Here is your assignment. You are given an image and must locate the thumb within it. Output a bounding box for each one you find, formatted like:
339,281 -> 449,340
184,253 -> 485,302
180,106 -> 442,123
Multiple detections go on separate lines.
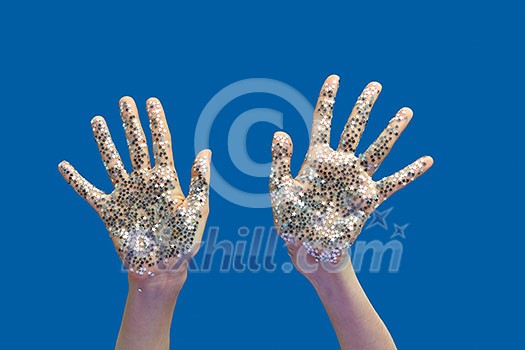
186,149 -> 211,211
270,131 -> 293,189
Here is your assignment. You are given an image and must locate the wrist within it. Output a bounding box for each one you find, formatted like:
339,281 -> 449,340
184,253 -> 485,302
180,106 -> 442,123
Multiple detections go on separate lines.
127,268 -> 188,298
117,271 -> 183,350
289,242 -> 356,286
306,258 -> 356,289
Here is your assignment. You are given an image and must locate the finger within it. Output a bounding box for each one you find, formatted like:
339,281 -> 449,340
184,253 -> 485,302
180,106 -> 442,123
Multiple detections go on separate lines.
91,116 -> 128,186
186,149 -> 212,211
359,107 -> 413,176
58,161 -> 106,210
146,97 -> 175,168
338,82 -> 382,153
270,131 -> 293,191
309,75 -> 340,147
119,96 -> 151,171
376,156 -> 434,201
181,149 -> 212,250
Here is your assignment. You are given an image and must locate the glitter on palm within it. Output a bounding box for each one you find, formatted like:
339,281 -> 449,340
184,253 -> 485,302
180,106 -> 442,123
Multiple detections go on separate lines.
269,75 -> 433,263
59,97 -> 211,276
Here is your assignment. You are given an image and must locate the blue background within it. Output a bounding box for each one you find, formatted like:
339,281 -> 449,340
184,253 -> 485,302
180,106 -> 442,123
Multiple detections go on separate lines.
1,1 -> 523,349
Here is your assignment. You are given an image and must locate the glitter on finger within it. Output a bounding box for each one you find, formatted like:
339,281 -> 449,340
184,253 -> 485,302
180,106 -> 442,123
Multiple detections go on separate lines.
59,97 -> 211,276
270,77 -> 433,263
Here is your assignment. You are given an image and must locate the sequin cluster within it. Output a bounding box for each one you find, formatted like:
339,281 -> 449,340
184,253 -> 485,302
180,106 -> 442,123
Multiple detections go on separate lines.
59,97 -> 210,276
270,76 -> 432,263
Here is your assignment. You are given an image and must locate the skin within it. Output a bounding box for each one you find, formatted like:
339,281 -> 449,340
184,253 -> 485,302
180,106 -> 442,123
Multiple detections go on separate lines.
288,246 -> 398,349
58,75 -> 432,349
59,96 -> 210,350
116,274 -> 186,350
270,75 -> 434,349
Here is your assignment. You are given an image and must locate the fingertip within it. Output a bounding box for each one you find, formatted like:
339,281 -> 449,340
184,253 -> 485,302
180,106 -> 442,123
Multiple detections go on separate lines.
119,96 -> 136,109
401,107 -> 414,119
146,97 -> 161,107
58,161 -> 74,182
390,107 -> 413,123
119,96 -> 137,115
58,160 -> 68,172
272,132 -> 293,159
368,81 -> 383,92
119,95 -> 133,103
273,131 -> 293,148
91,115 -> 106,126
193,149 -> 212,177
423,155 -> 434,168
274,131 -> 291,141
199,148 -> 212,161
327,74 -> 340,83
275,131 -> 293,143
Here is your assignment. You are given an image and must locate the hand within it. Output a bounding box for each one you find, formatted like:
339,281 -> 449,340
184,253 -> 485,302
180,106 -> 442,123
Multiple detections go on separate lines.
59,97 -> 211,281
270,75 -> 433,264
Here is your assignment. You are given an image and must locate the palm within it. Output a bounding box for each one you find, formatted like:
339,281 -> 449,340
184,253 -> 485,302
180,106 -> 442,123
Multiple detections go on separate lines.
59,97 -> 210,276
101,168 -> 194,275
270,75 -> 432,262
297,145 -> 379,212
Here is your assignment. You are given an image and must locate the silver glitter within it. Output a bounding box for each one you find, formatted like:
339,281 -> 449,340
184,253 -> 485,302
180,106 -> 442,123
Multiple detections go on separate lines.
270,75 -> 433,263
59,97 -> 211,276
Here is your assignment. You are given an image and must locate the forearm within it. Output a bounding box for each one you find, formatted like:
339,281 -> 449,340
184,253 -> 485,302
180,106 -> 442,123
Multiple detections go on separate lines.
308,262 -> 397,350
115,275 -> 185,350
